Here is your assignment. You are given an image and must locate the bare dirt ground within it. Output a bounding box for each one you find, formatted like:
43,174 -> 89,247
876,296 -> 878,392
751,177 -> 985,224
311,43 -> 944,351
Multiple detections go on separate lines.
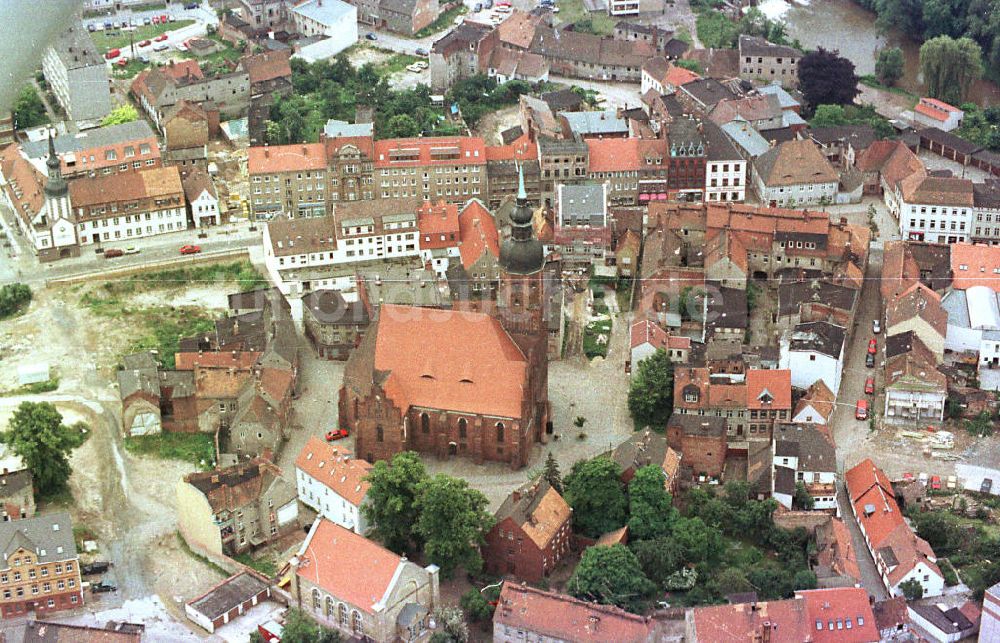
474,105 -> 522,145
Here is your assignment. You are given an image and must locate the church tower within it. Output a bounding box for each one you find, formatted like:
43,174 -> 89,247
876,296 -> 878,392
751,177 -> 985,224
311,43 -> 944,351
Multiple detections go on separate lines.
498,165 -> 546,336
43,131 -> 70,224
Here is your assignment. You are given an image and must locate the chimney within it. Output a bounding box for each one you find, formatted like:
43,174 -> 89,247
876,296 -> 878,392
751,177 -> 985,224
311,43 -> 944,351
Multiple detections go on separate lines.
211,474 -> 220,484
588,615 -> 600,632
511,489 -> 521,504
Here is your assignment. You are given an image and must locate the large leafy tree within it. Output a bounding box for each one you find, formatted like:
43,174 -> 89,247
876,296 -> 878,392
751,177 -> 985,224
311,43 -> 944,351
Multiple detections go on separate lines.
361,451 -> 428,553
671,516 -> 723,565
630,537 -> 686,587
627,348 -> 674,430
627,465 -> 676,541
920,35 -> 983,104
875,47 -> 905,86
563,457 -> 627,538
12,85 -> 48,129
414,475 -> 494,578
567,545 -> 656,613
798,48 -> 860,109
100,104 -> 138,127
2,402 -> 81,496
0,284 -> 31,319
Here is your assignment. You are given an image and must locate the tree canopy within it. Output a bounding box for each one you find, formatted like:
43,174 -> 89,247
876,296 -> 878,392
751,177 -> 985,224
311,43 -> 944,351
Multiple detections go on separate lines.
12,85 -> 48,130
808,103 -> 896,139
627,465 -> 677,541
0,284 -> 31,320
543,452 -> 563,494
920,35 -> 984,104
958,104 -> 1000,152
798,48 -> 860,110
2,402 -> 85,497
567,545 -> 656,613
563,457 -> 627,538
362,451 -> 428,553
413,475 -> 494,578
627,348 -> 675,430
101,104 -> 139,127
875,47 -> 905,86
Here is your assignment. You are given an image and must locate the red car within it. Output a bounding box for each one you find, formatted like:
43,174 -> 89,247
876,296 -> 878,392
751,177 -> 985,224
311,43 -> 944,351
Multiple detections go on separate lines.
138,39 -> 152,47
864,376 -> 875,395
868,338 -> 877,355
931,475 -> 942,490
855,399 -> 869,420
179,244 -> 201,255
155,34 -> 168,41
325,428 -> 349,442
105,48 -> 121,59
903,472 -> 915,482
116,58 -> 129,67
152,15 -> 160,24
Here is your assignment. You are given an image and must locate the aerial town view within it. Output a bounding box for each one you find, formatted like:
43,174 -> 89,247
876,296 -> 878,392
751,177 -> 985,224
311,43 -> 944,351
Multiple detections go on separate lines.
5,0 -> 1000,641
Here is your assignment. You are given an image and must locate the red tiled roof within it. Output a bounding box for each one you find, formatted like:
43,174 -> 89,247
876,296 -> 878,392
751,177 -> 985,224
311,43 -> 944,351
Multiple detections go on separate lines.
664,64 -> 701,88
0,144 -> 45,229
417,200 -> 460,248
294,436 -> 371,506
845,458 -> 894,504
587,137 -> 667,173
951,242 -> 1000,291
457,200 -> 499,269
915,97 -> 961,122
175,351 -> 260,371
241,50 -> 291,85
296,519 -> 401,614
793,380 -> 836,422
373,137 -> 487,168
324,135 -> 375,161
374,305 -> 527,418
485,134 -> 537,162
494,583 -> 651,642
68,166 -> 183,208
746,369 -> 792,410
248,143 -> 326,174
798,587 -> 879,642
692,598 -> 812,642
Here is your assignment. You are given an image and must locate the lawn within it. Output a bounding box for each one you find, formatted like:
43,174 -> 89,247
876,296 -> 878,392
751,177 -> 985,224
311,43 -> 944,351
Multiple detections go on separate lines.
583,317 -> 613,359
696,10 -> 738,49
183,35 -> 243,71
233,552 -> 279,577
556,0 -> 617,35
415,4 -> 468,38
91,20 -> 195,53
124,432 -> 216,469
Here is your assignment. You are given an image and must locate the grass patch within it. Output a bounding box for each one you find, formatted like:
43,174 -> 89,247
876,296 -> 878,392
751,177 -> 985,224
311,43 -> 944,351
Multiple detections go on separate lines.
363,47 -> 422,76
4,377 -> 61,396
73,525 -> 98,551
127,310 -> 217,369
37,485 -> 74,507
583,317 -> 613,359
177,532 -> 230,577
185,35 -> 244,71
233,552 -> 279,577
696,11 -> 738,49
617,278 -> 633,312
91,20 -> 196,53
123,432 -> 216,469
414,4 -> 468,38
940,558 -> 960,586
556,0 -> 618,35
676,25 -> 692,45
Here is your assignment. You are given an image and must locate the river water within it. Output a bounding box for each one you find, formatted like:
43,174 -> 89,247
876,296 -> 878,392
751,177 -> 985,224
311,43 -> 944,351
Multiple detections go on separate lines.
757,0 -> 1000,105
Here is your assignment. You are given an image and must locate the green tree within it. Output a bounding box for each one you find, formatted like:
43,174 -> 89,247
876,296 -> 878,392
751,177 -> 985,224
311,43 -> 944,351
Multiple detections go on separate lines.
675,59 -> 703,74
12,85 -> 48,129
100,103 -> 139,126
383,114 -> 420,138
563,457 -> 627,538
414,475 -> 494,578
460,588 -> 496,623
362,451 -> 428,553
630,537 -> 686,587
793,482 -> 815,510
567,545 -> 656,613
875,47 -> 905,86
671,516 -> 722,564
712,567 -> 755,596
810,104 -> 847,128
627,465 -> 676,541
794,569 -> 818,590
430,605 -> 469,642
2,402 -> 83,496
543,452 -> 563,494
278,608 -> 342,642
899,578 -> 924,601
798,48 -> 861,109
627,348 -> 675,430
0,284 -> 32,319
746,562 -> 797,599
920,35 -> 984,104
965,410 -> 994,437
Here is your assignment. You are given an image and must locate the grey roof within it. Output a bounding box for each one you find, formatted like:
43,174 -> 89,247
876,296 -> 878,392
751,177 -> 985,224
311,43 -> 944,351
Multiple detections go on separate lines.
559,110 -> 628,136
541,88 -> 583,112
558,184 -> 605,225
21,121 -> 156,161
885,330 -> 921,360
323,119 -> 374,139
118,352 -> 161,399
0,512 -> 77,564
291,0 -> 355,24
788,321 -> 846,359
50,24 -> 102,69
721,119 -> 771,157
774,423 -> 836,473
809,125 -> 876,150
908,603 -> 974,635
941,289 -> 970,329
680,78 -> 735,110
974,179 -> 1000,210
703,121 -> 742,162
706,285 -> 748,331
500,125 -> 525,145
397,602 -> 429,628
757,83 -> 800,110
778,280 -> 857,317
609,430 -> 672,473
918,127 -> 981,155
774,465 -> 796,496
774,440 -> 799,458
738,35 -> 801,59
0,470 -> 33,498
538,135 -> 588,156
302,288 -> 370,326
666,413 -> 727,437
187,571 -> 270,620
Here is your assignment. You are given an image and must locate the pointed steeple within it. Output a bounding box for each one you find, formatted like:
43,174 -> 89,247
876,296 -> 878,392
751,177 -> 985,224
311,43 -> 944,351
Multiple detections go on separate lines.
517,161 -> 527,201
43,130 -> 68,199
500,163 -> 543,275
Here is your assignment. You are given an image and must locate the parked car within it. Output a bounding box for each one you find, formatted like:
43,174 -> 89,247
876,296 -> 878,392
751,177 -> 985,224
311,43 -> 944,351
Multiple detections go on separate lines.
415,47 -> 428,56
485,0 -> 494,7
103,21 -> 113,30
864,376 -> 875,395
918,472 -> 929,484
982,478 -> 993,494
930,475 -> 942,490
325,428 -> 349,442
105,48 -> 121,60
117,58 -> 129,67
179,244 -> 201,255
104,248 -> 123,258
365,32 -> 377,40
139,40 -> 152,47
81,562 -> 111,575
154,44 -> 169,52
124,246 -> 139,255
142,17 -> 151,25
855,399 -> 868,420
873,319 -> 881,334
151,15 -> 160,24
867,338 -> 877,354
903,472 -> 915,482
87,23 -> 96,32
865,352 -> 875,368
185,1 -> 200,8
91,582 -> 117,593
406,63 -> 423,73
155,34 -> 168,41
947,475 -> 957,489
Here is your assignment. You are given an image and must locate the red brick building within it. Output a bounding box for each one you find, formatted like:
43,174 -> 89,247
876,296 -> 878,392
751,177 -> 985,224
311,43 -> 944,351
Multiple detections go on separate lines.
484,480 -> 571,582
0,512 -> 83,619
665,414 -> 727,479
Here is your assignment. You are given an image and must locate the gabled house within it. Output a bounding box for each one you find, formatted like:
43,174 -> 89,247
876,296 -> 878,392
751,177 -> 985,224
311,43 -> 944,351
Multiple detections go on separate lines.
752,139 -> 839,207
181,167 -> 220,228
884,345 -> 947,426
885,282 -> 947,362
772,423 -> 837,511
792,380 -> 836,425
0,512 -> 83,618
629,319 -> 690,370
483,480 -> 572,583
780,321 -> 847,396
845,459 -> 944,598
608,429 -> 682,492
614,228 -> 641,278
913,97 -> 964,132
814,516 -> 863,588
295,437 -> 370,534
291,518 -> 440,642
